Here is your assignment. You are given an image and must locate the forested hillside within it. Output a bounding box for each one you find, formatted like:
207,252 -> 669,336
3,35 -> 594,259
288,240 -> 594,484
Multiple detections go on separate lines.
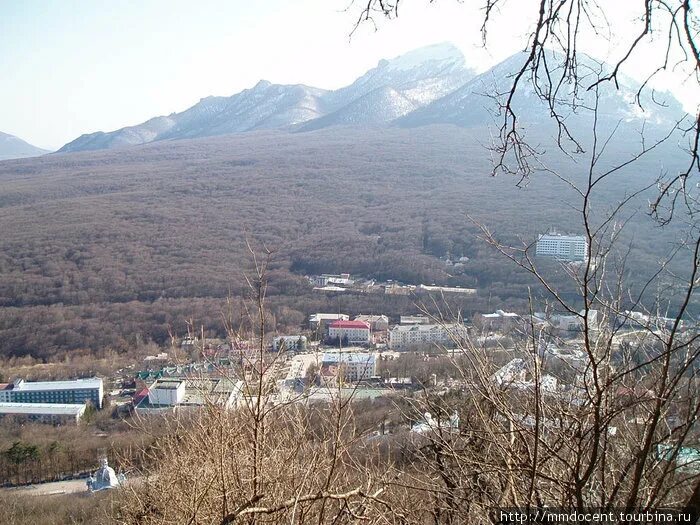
0,125 -> 688,359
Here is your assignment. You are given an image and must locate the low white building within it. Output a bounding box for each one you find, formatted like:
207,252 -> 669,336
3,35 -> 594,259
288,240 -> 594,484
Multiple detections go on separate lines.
312,274 -> 353,287
0,402 -> 86,425
328,320 -> 371,344
418,285 -> 477,295
272,335 -> 307,352
480,310 -> 520,330
148,379 -> 186,406
400,315 -> 431,325
141,378 -> 243,411
619,310 -> 678,330
384,284 -> 415,295
536,233 -> 588,262
548,309 -> 600,332
389,323 -> 468,350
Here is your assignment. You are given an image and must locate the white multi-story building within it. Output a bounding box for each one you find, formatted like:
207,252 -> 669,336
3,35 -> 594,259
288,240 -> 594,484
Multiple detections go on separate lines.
389,323 -> 468,350
328,320 -> 371,344
321,352 -> 377,383
3,378 -> 104,409
536,233 -> 588,262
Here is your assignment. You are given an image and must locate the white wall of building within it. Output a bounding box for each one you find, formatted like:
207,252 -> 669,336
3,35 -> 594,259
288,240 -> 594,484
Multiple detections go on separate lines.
148,381 -> 185,406
389,324 -> 467,350
536,234 -> 588,262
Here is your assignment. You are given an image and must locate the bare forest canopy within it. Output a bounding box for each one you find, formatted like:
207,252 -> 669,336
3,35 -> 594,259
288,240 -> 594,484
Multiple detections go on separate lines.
0,125 -> 693,360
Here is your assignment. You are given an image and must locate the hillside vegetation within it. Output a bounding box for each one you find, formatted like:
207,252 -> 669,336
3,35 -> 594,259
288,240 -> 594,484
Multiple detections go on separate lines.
0,125 -> 688,360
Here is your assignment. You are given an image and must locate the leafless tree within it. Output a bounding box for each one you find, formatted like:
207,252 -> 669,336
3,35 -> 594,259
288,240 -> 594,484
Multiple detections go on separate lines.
346,0 -> 700,521
111,244 -> 409,525
109,3 -> 700,523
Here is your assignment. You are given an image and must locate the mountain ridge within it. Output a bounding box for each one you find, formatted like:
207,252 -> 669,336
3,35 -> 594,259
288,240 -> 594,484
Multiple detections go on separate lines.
57,44 -> 688,154
58,42 -> 475,153
0,131 -> 51,161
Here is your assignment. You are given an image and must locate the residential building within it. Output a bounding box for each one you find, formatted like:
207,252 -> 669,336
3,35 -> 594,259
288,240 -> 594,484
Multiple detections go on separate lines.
400,315 -> 431,325
479,310 -> 520,330
617,310 -> 680,330
328,320 -> 371,344
384,283 -> 415,295
354,314 -> 389,332
272,335 -> 307,352
309,313 -> 349,334
148,379 -> 186,406
418,284 -> 477,295
536,232 -> 588,262
389,323 -> 468,350
547,309 -> 600,332
0,402 -> 87,425
140,377 -> 243,411
312,274 -> 354,287
5,378 -> 104,409
321,352 -> 377,383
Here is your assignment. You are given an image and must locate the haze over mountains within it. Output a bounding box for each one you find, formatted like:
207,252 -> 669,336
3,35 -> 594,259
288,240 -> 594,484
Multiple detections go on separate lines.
56,42 -> 688,154
0,132 -> 50,161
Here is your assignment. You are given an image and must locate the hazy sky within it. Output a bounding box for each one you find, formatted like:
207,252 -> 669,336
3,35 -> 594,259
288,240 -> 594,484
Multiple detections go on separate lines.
1,0 -> 697,149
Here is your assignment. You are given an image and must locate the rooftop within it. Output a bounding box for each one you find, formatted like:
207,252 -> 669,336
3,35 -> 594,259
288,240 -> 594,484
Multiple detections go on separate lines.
418,285 -> 477,294
538,233 -> 586,241
13,378 -> 103,392
145,377 -> 243,406
482,310 -> 519,319
322,352 -> 376,365
0,402 -> 86,416
392,324 -> 453,332
309,313 -> 349,321
354,314 -> 389,322
329,320 -> 371,329
151,379 -> 184,390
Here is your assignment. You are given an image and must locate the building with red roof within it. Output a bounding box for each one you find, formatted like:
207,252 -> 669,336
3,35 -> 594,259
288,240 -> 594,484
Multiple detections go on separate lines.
328,319 -> 371,344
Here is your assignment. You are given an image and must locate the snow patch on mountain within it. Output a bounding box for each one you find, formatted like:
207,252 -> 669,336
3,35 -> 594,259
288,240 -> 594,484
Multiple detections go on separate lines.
385,42 -> 465,72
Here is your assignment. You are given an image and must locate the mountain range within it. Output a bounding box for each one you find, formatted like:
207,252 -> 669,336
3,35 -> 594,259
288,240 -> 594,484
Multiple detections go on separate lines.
57,42 -> 686,154
0,132 -> 50,161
